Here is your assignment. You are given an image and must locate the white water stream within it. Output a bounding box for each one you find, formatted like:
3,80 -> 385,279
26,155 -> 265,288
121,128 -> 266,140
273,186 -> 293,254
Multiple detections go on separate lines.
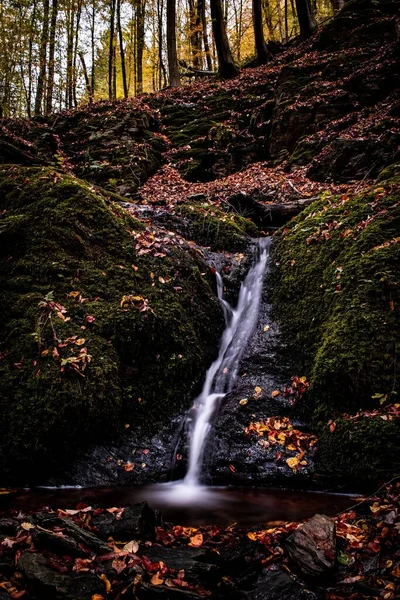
183,237 -> 271,486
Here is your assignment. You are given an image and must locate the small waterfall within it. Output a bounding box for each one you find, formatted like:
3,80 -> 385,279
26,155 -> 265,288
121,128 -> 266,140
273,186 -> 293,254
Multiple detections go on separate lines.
183,238 -> 271,487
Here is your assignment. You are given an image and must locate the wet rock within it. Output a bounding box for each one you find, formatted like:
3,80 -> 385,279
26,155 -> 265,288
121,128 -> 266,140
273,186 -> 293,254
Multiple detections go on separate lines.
91,501 -> 156,541
0,517 -> 19,537
32,529 -> 84,557
137,584 -> 204,599
286,514 -> 336,577
59,519 -> 111,554
307,135 -> 400,182
248,566 -> 316,599
18,552 -> 104,600
143,546 -> 220,583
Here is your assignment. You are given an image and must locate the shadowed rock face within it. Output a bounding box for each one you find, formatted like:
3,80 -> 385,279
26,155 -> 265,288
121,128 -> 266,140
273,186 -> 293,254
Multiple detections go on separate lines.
286,514 -> 336,577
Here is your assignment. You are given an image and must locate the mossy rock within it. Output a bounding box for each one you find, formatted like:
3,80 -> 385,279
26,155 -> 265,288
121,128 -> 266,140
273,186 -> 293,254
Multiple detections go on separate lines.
316,417 -> 400,489
270,177 -> 400,486
0,166 -> 223,479
171,203 -> 258,251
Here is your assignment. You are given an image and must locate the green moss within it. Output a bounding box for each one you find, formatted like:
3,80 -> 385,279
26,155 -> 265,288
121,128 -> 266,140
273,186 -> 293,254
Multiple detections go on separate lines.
0,166 -> 222,478
316,417 -> 400,489
172,203 -> 258,251
270,179 -> 400,486
377,163 -> 400,182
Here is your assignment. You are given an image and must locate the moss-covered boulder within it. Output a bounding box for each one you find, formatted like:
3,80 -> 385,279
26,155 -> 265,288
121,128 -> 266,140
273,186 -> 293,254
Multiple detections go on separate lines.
271,176 -> 400,487
0,166 -> 222,480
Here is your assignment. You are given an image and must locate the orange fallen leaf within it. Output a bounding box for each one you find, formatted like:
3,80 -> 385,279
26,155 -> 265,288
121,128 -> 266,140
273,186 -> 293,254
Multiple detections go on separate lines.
271,390 -> 280,398
189,533 -> 203,547
150,573 -> 164,585
100,574 -> 111,593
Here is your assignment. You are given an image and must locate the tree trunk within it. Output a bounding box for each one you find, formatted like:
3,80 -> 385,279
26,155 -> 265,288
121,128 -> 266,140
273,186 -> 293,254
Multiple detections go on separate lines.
79,51 -> 93,102
188,0 -> 202,69
108,0 -> 116,100
117,0 -> 128,97
90,0 -> 96,97
167,0 -> 180,86
45,0 -> 58,115
295,0 -> 316,39
136,0 -> 145,94
210,0 -> 239,78
27,0 -> 37,118
72,0 -> 82,108
199,0 -> 212,70
253,0 -> 271,64
34,0 -> 50,115
66,0 -> 74,109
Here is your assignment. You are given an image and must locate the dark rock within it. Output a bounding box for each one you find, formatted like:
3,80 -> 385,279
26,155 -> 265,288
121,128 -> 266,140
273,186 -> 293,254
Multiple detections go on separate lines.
18,552 -> 104,600
59,519 -> 111,553
32,529 -> 85,557
248,566 -> 316,600
142,546 -> 220,583
307,134 -> 400,182
91,501 -> 156,541
137,583 -> 204,599
286,514 -> 336,577
0,517 -> 19,537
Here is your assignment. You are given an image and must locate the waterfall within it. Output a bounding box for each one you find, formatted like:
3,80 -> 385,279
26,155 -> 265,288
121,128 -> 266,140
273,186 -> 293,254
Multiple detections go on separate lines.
183,237 -> 271,487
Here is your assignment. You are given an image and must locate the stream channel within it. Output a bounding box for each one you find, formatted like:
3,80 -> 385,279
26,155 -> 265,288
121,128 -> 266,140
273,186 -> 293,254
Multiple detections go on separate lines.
2,238 -> 358,525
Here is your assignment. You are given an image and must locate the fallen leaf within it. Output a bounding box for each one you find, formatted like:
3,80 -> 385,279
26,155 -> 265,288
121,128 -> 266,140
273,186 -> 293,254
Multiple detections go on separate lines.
123,540 -> 139,554
189,533 -> 203,547
150,573 -> 164,586
254,386 -> 262,399
286,457 -> 299,470
271,390 -> 280,398
100,574 -> 111,593
239,398 -> 248,405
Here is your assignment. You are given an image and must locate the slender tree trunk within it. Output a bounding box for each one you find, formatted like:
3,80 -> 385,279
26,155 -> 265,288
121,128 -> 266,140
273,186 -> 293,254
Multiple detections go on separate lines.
46,0 -> 58,115
136,0 -> 145,93
79,51 -> 93,102
210,0 -> 239,78
117,0 -> 128,97
66,0 -> 74,109
284,0 -> 288,41
35,0 -> 50,115
72,0 -> 82,107
253,0 -> 271,64
27,0 -> 37,118
276,0 -> 284,41
108,0 -> 116,99
295,0 -> 316,38
263,0 -> 274,39
90,0 -> 96,97
198,0 -> 212,70
113,45 -> 117,98
188,0 -> 201,68
167,0 -> 180,86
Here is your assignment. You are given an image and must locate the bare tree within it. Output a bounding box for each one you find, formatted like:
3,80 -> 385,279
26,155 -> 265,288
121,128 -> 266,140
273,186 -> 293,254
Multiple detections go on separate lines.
35,0 -> 50,115
295,0 -> 316,38
253,0 -> 271,64
210,0 -> 239,78
167,0 -> 180,86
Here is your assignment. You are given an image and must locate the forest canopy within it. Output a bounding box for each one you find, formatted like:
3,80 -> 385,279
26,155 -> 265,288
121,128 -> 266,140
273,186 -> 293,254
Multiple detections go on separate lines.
0,0 -> 338,117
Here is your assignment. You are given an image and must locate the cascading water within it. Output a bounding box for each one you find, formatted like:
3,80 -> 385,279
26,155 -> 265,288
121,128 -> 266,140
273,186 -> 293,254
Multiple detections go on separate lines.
183,237 -> 271,487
